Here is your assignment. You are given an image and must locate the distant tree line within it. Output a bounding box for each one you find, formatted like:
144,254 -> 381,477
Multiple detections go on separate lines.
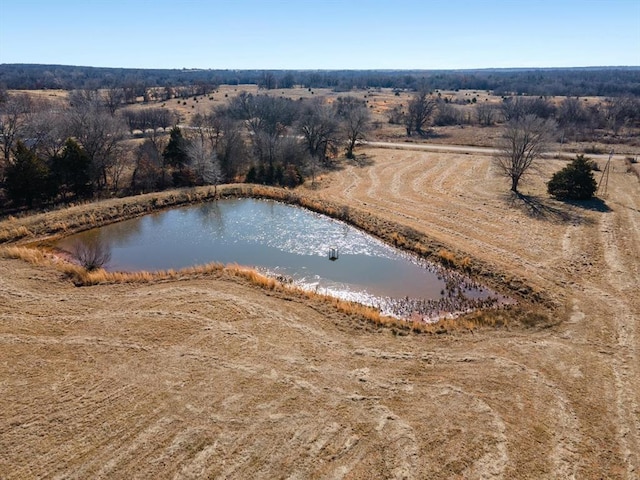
1,64 -> 639,97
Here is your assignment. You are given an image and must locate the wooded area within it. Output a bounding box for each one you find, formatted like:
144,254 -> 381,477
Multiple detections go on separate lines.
1,65 -> 639,213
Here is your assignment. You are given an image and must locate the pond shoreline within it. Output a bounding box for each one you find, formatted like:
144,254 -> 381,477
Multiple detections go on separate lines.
0,184 -> 553,329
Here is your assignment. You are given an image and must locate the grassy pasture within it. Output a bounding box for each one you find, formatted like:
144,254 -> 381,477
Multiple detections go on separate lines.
1,141 -> 639,477
1,83 -> 640,477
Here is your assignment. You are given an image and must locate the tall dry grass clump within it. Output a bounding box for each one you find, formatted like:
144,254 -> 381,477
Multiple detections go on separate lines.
437,248 -> 457,267
2,246 -> 47,264
223,264 -> 279,290
0,225 -> 32,243
68,262 -> 228,286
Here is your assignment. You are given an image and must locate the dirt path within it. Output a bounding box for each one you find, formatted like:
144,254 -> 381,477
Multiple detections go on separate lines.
364,140 -> 629,162
1,147 -> 638,478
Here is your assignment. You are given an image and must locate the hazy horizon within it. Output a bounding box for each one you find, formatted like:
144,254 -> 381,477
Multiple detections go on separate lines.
2,63 -> 640,71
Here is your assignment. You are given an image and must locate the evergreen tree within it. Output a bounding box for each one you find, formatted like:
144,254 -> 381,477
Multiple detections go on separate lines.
163,126 -> 190,187
5,141 -> 50,207
51,138 -> 93,199
547,154 -> 598,200
245,165 -> 258,183
163,126 -> 188,169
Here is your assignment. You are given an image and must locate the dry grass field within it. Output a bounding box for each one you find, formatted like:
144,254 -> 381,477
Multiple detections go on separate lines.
1,139 -> 639,478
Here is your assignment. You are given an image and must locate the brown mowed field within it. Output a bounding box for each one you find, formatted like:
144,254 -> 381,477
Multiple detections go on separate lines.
1,146 -> 639,478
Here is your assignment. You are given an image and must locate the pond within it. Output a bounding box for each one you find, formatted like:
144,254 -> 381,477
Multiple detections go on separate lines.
57,198 -> 506,320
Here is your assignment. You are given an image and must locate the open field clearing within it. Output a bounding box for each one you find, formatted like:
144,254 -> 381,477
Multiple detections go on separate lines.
1,145 -> 639,478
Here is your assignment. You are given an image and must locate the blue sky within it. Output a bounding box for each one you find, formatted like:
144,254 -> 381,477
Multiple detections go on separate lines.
0,0 -> 638,69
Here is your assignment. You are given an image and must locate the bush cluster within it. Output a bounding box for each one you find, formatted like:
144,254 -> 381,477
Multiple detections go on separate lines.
245,163 -> 304,188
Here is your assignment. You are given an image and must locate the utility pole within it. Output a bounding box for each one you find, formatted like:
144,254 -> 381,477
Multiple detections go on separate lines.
597,150 -> 613,198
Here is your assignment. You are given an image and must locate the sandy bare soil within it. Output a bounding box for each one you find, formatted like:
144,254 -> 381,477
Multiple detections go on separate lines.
1,147 -> 639,478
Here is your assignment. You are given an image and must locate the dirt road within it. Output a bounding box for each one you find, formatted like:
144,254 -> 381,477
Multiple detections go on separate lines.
1,147 -> 638,478
364,140 -> 630,162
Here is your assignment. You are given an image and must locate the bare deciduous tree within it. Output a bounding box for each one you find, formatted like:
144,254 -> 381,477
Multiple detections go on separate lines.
121,107 -> 175,137
501,96 -> 555,123
604,95 -> 639,136
405,90 -> 437,136
494,114 -> 556,193
475,102 -> 497,126
298,99 -> 339,166
227,93 -> 300,171
556,97 -> 593,142
103,87 -> 125,116
26,107 -> 72,159
259,71 -> 276,90
186,136 -> 223,188
68,93 -> 127,191
0,93 -> 32,164
131,138 -> 165,192
335,96 -> 371,159
122,78 -> 146,104
215,116 -> 247,181
433,99 -> 462,126
68,89 -> 102,109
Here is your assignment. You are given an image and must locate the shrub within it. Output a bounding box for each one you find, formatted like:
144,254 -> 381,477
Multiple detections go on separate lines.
584,144 -> 603,154
245,166 -> 258,184
282,164 -> 304,188
71,238 -> 112,271
547,155 -> 597,200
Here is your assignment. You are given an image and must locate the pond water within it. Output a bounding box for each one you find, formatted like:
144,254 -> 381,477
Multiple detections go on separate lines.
57,198 -> 505,320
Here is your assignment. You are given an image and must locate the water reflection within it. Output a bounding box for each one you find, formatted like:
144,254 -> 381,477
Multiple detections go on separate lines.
57,198 -> 508,320
197,201 -> 225,234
